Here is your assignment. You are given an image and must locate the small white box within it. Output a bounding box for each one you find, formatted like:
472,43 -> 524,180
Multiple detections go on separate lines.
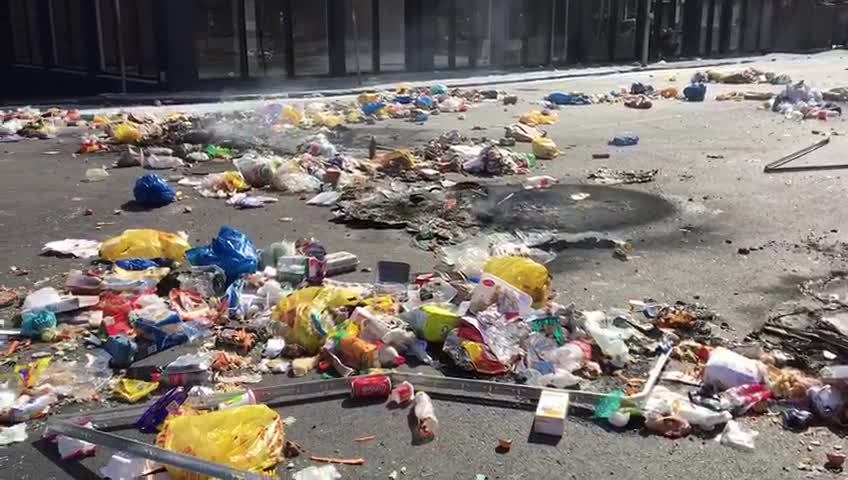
533,391 -> 570,436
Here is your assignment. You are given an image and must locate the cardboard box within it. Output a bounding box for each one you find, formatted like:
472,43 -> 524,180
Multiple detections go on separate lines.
533,391 -> 570,436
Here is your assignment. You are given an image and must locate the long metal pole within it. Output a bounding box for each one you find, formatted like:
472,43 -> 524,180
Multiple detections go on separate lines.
640,0 -> 651,66
352,4 -> 362,85
115,0 -> 127,94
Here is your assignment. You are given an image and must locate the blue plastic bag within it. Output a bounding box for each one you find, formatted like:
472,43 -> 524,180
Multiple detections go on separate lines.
415,96 -> 435,109
185,226 -> 259,283
105,334 -> 137,368
115,258 -> 160,270
609,135 -> 640,147
684,83 -> 707,102
429,84 -> 448,96
135,312 -> 204,350
393,96 -> 413,105
546,92 -> 591,106
362,102 -> 387,115
21,310 -> 57,338
224,279 -> 244,318
133,174 -> 176,208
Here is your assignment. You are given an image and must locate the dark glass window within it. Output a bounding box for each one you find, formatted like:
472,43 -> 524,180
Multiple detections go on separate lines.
195,0 -> 243,78
9,0 -> 43,65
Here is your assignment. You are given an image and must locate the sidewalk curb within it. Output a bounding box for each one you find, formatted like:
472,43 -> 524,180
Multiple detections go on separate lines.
18,56 -> 761,110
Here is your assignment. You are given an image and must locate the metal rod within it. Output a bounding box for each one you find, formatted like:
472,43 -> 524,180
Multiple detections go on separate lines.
115,0 -> 127,94
640,0 -> 651,66
763,136 -> 832,173
352,3 -> 362,85
49,350 -> 671,477
47,421 -> 272,480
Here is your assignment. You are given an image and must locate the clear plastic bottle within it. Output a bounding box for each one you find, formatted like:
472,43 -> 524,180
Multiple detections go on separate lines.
523,175 -> 557,190
583,311 -> 631,367
413,392 -> 438,442
544,340 -> 591,372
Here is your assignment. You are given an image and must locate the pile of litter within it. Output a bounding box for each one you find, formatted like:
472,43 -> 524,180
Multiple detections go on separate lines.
0,107 -> 88,142
692,67 -> 792,86
766,81 -> 842,122
4,214 -> 848,475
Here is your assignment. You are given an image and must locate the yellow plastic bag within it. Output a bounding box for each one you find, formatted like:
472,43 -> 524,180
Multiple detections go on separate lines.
15,357 -> 51,388
272,287 -> 362,354
483,256 -> 551,307
113,123 -> 142,144
207,171 -> 249,194
113,378 -> 159,403
156,405 -> 283,480
532,137 -> 560,160
345,109 -> 362,123
311,112 -> 343,128
376,149 -> 417,172
520,110 -> 558,126
282,105 -> 304,126
100,229 -> 190,261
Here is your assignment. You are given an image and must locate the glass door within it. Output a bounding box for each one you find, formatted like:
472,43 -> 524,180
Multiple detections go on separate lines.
378,0 -> 405,71
245,0 -> 287,77
292,0 -> 329,75
345,0 -> 374,73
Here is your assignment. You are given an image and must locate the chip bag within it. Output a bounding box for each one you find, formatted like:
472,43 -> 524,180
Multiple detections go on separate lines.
113,378 -> 159,403
272,287 -> 361,354
483,256 -> 551,307
100,229 -> 190,261
156,405 -> 284,480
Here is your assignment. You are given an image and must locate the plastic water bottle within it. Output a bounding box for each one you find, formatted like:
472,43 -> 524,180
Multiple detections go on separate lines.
413,392 -> 438,442
523,175 -> 557,190
545,340 -> 591,372
583,311 -> 631,367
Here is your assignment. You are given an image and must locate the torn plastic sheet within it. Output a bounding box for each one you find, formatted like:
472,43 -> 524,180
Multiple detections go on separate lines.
42,239 -> 102,259
48,348 -> 669,479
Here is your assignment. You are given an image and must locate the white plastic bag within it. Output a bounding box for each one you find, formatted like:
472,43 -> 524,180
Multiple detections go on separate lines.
234,152 -> 280,187
22,287 -> 62,314
645,386 -> 732,430
703,347 -> 764,390
718,420 -> 758,451
293,465 -> 341,480
272,171 -> 321,193
143,154 -> 184,169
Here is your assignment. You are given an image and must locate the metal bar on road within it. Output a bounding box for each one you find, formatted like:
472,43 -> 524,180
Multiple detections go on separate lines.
48,348 -> 671,478
763,136 -> 841,173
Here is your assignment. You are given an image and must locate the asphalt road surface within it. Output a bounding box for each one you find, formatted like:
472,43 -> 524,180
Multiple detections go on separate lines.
3,51 -> 848,479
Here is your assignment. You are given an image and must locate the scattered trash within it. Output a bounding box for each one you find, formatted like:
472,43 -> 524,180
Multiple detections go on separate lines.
609,135 -> 639,147
83,167 -> 110,182
133,174 -> 177,208
718,420 -> 758,451
533,391 -> 570,436
294,465 -> 342,480
531,137 -> 560,159
42,239 -> 101,258
683,83 -> 707,102
588,167 -> 658,185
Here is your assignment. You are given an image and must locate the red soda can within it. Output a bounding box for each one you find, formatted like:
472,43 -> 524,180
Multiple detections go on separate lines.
351,375 -> 392,400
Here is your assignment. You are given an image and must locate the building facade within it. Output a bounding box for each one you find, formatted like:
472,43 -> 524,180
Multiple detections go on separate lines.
2,0 -> 847,99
